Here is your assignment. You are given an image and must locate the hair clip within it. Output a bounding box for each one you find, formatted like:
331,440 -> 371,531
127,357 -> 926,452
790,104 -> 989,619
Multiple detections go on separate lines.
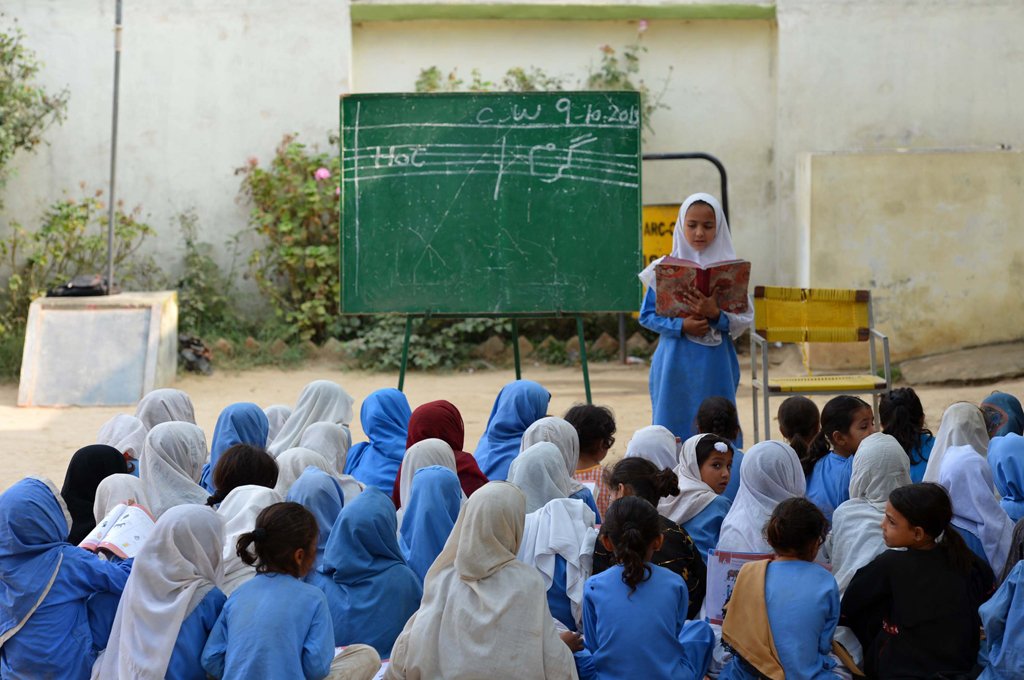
714,442 -> 729,453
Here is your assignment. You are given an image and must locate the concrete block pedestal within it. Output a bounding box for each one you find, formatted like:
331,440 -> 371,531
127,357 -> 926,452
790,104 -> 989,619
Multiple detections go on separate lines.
18,291 -> 178,407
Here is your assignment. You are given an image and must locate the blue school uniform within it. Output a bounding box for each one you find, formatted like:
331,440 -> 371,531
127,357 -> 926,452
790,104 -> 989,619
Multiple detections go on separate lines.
681,494 -> 731,563
200,402 -> 270,493
546,555 -> 576,632
345,389 -> 413,493
473,380 -> 551,480
723,449 -> 744,502
315,487 -> 422,656
0,478 -> 132,680
979,560 -> 1024,678
721,561 -> 839,680
989,432 -> 1024,522
201,573 -> 334,680
806,452 -> 853,522
908,433 -> 936,484
640,289 -> 743,448
583,563 -> 714,679
167,587 -> 226,680
571,487 -> 602,523
399,466 -> 461,583
953,526 -> 989,565
287,467 -> 346,570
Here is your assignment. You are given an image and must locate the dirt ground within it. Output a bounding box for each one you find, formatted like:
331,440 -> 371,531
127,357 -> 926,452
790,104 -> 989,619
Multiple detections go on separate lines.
2,359 -> 1022,492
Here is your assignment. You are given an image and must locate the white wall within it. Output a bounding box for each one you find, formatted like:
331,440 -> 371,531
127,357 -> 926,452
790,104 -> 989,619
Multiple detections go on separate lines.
352,18 -> 778,281
2,0 -> 352,274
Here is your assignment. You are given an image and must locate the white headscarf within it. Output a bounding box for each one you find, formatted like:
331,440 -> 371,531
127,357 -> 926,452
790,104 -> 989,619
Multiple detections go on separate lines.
518,498 -> 597,629
134,388 -> 197,431
939,445 -> 1014,569
273,448 -> 335,496
95,505 -> 224,679
140,422 -> 208,517
509,442 -> 574,513
624,425 -> 680,471
298,423 -> 363,503
217,485 -> 283,596
396,439 -> 461,527
659,434 -> 722,525
515,417 -> 584,494
93,474 -> 148,523
637,193 -> 752,348
264,404 -> 292,446
717,440 -> 805,553
268,381 -> 355,456
97,415 -> 147,464
385,483 -> 577,680
827,433 -> 912,594
922,402 -> 990,482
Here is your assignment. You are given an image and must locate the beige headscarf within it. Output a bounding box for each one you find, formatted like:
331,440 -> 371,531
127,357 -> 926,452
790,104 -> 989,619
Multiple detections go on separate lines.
516,417 -> 584,494
268,381 -> 355,456
922,401 -> 990,482
93,474 -> 149,523
298,423 -> 363,503
272,448 -> 335,496
659,433 -> 723,525
385,482 -> 578,680
139,422 -> 208,517
216,485 -> 283,596
396,439 -> 461,527
135,389 -> 197,431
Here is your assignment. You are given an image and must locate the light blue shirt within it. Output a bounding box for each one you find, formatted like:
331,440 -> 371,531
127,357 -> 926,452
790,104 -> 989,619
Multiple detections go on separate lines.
167,587 -> 226,680
681,495 -> 731,563
806,452 -> 853,522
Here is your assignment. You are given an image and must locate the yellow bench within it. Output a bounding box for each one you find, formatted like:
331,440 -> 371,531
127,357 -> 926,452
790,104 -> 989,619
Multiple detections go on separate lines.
750,286 -> 891,442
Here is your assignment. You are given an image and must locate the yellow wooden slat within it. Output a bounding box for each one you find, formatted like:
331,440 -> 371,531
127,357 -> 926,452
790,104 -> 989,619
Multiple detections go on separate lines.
768,374 -> 887,392
754,287 -> 870,343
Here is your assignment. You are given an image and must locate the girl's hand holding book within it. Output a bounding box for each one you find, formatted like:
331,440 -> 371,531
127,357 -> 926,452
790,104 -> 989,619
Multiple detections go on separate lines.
683,316 -> 710,337
681,288 -> 720,321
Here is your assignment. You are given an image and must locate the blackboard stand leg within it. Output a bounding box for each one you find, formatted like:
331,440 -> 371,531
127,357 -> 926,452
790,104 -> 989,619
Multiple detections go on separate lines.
618,313 -> 627,364
511,318 -> 522,380
398,316 -> 413,392
576,316 -> 593,405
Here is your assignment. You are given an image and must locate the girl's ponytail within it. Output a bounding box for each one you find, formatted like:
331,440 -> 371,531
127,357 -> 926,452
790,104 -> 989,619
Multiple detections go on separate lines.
602,496 -> 661,593
605,458 -> 679,506
880,388 -> 930,466
236,529 -> 260,567
777,396 -> 820,465
890,483 -> 976,576
653,468 -> 681,499
800,395 -> 869,477
234,502 -> 318,576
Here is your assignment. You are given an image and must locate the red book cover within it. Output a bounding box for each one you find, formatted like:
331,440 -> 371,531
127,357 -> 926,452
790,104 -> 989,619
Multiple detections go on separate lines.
654,257 -> 751,318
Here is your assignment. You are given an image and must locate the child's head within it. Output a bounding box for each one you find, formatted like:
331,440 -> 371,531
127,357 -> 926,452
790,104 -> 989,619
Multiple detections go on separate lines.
600,496 -> 664,592
885,483 -> 975,573
695,435 -> 733,494
236,501 -> 318,578
681,200 -> 717,252
879,388 -> 930,464
605,457 -> 679,506
763,497 -> 828,561
777,396 -> 820,459
207,444 -> 279,506
804,396 -> 874,474
563,403 -> 616,463
696,396 -> 741,442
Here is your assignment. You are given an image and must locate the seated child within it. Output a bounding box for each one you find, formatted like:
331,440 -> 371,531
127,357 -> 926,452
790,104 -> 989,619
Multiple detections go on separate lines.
565,403 -> 617,519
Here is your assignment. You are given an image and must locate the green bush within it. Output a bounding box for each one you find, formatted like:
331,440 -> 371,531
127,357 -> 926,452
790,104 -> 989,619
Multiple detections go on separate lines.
174,209 -> 243,337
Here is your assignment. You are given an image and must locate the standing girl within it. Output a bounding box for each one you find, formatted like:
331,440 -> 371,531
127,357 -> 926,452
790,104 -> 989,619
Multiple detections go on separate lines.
879,388 -> 935,483
638,193 -> 752,446
201,502 -> 380,680
803,396 -> 875,522
842,483 -> 995,677
582,496 -> 714,679
720,498 -> 840,679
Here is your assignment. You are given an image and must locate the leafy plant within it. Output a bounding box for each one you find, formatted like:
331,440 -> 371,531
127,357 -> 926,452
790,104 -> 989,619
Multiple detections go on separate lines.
0,189 -> 159,335
586,39 -> 670,135
237,135 -> 340,343
0,17 -> 69,203
175,209 -> 242,337
348,317 -> 513,371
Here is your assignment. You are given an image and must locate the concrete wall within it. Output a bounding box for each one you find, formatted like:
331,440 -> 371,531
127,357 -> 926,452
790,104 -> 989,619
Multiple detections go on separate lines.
1,0 -> 352,272
800,148 -> 1024,367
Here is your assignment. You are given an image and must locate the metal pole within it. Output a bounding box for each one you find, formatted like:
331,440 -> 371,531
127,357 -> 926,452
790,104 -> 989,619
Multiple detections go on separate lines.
397,316 -> 413,391
106,0 -> 123,294
641,152 -> 730,221
617,312 -> 627,364
511,318 -> 522,380
576,316 -> 592,405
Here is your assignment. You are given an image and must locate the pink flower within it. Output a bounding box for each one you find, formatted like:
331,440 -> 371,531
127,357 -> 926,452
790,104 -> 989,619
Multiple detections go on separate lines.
638,19 -> 649,33
247,156 -> 258,167
314,167 -> 331,181
335,186 -> 340,197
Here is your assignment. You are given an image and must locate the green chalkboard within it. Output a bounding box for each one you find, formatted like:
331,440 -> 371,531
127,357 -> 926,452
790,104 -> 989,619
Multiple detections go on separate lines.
340,92 -> 641,315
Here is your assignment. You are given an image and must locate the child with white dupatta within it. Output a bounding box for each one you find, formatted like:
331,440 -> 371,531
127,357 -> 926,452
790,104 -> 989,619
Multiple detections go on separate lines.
386,482 -> 579,680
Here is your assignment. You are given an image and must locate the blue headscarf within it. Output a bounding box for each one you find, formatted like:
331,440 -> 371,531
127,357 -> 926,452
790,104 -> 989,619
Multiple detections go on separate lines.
990,433 -> 1024,523
398,466 -> 462,583
983,392 -> 1024,438
0,478 -> 71,645
286,466 -> 345,569
321,487 -> 422,656
473,380 -> 551,480
200,402 -> 270,493
345,389 -> 413,493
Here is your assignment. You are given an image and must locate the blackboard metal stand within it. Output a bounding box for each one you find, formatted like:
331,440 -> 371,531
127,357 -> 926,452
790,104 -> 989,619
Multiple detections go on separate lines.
396,313 -> 593,404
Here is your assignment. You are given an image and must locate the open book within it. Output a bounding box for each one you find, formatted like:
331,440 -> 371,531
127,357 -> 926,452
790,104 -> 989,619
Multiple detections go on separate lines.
79,503 -> 155,559
654,257 -> 751,318
704,549 -> 772,625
